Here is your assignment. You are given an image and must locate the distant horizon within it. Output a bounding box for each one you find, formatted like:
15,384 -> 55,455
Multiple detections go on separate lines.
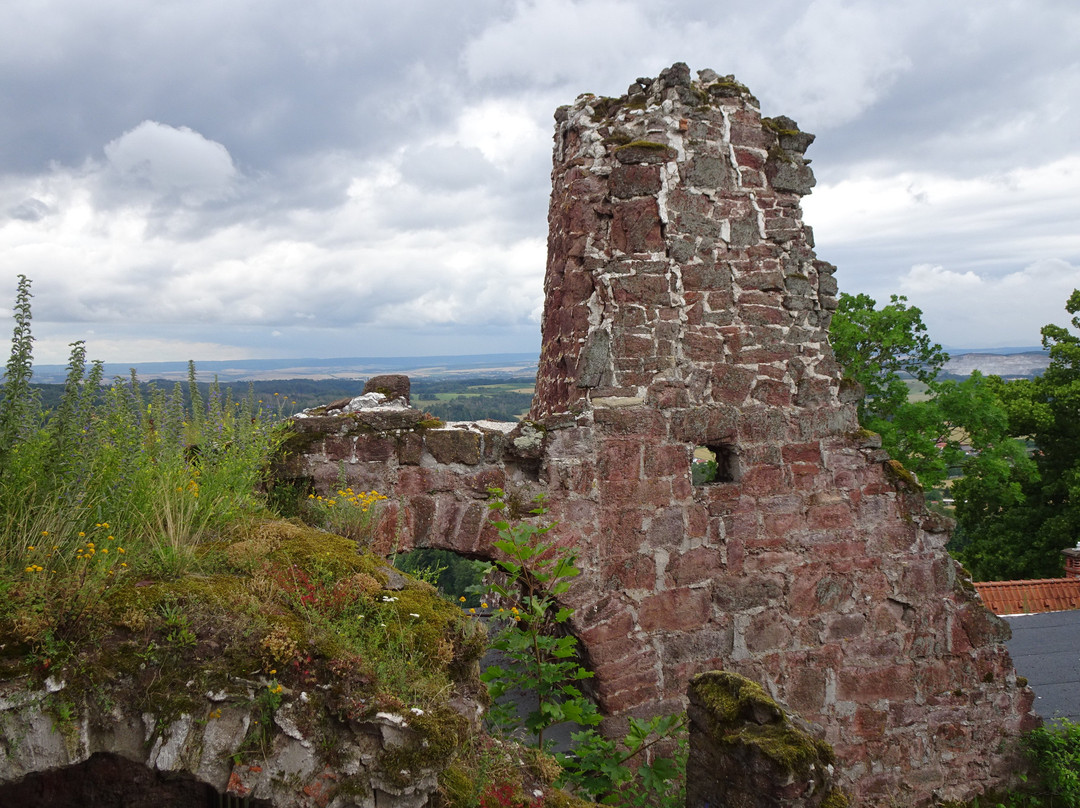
24,346 -> 1050,385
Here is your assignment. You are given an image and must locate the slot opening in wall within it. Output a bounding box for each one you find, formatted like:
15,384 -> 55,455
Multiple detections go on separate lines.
692,444 -> 740,485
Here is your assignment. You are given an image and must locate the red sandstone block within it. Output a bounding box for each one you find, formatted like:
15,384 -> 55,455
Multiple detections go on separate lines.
725,538 -> 745,572
323,436 -> 356,462
838,667 -> 917,703
599,440 -> 643,482
740,464 -> 786,496
579,610 -> 636,645
854,706 -> 889,740
807,502 -> 854,530
599,554 -> 657,590
685,330 -> 722,362
705,289 -> 736,311
602,479 -> 673,509
599,682 -> 662,715
592,407 -> 666,435
611,198 -> 663,253
406,495 -> 437,543
745,610 -> 793,652
733,146 -> 766,171
396,466 -> 435,497
587,633 -> 649,666
638,587 -> 712,632
614,332 -> 655,358
598,510 -> 647,556
645,506 -> 686,547
610,164 -> 662,198
786,665 -> 827,715
740,303 -> 787,327
463,467 -> 506,494
763,510 -> 805,538
664,546 -> 725,587
783,442 -> 822,463
710,364 -> 754,405
825,612 -> 866,641
751,378 -> 793,407
686,504 -> 709,538
740,269 -> 785,292
730,122 -> 771,150
643,443 -> 688,478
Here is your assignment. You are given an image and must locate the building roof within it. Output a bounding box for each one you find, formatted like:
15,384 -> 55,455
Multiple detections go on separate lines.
974,578 -> 1080,615
1004,610 -> 1080,723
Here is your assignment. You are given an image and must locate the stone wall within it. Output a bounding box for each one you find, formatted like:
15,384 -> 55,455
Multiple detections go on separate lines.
281,65 -> 1038,805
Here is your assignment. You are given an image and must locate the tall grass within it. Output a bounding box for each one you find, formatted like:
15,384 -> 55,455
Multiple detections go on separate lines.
0,276 -> 287,639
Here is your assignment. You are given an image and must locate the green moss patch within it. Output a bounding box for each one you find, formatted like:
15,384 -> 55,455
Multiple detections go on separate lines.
689,671 -> 836,780
1,517 -> 484,762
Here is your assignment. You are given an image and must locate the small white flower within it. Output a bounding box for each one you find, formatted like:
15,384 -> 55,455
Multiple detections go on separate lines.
410,707 -> 424,715
409,613 -> 420,618
381,596 -> 398,602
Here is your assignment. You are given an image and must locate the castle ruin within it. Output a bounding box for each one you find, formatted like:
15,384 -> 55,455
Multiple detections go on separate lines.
283,64 -> 1037,805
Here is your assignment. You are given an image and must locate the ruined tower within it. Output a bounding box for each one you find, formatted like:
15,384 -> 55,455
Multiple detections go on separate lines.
284,64 -> 1038,804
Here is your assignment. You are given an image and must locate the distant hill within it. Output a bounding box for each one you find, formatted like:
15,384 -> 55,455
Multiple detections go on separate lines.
27,349 -> 1050,386
29,353 -> 540,384
942,351 -> 1049,379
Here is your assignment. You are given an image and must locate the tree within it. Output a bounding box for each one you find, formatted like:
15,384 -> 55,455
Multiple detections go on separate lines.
831,292 -> 957,486
952,290 -> 1080,580
831,292 -> 948,423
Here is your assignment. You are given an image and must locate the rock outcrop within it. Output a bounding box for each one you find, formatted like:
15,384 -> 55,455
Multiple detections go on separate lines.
0,521 -> 485,808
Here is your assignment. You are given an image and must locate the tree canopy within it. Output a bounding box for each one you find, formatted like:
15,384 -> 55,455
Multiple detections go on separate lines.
951,291 -> 1080,580
829,289 -> 1071,581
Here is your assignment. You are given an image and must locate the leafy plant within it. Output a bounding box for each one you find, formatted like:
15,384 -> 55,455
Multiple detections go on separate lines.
479,488 -> 686,806
1023,719 -> 1080,806
558,715 -> 687,807
481,488 -> 600,748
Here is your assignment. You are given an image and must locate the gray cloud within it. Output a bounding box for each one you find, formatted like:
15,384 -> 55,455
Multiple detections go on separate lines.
1,0 -> 1078,362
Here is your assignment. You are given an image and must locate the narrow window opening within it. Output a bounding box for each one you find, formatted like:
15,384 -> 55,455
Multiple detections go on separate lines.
692,444 -> 740,485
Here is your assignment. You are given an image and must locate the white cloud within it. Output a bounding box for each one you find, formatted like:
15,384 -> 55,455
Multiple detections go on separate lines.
897,259 -> 1080,348
103,121 -> 238,204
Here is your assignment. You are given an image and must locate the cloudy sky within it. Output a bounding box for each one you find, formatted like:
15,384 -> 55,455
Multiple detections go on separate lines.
2,0 -> 1079,365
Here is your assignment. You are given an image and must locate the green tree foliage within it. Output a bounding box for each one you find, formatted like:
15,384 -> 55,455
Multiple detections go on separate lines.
953,290 -> 1080,580
831,292 -> 962,486
831,292 -> 948,423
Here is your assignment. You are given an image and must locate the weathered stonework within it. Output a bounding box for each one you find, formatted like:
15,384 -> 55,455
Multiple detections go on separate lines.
687,671 -> 846,808
280,65 -> 1038,805
0,676 -> 451,808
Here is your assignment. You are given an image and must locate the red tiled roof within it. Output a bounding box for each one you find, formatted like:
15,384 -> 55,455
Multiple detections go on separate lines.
973,578 -> 1080,615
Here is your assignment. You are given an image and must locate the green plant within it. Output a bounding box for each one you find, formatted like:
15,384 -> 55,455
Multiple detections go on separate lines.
0,277 -> 290,646
480,488 -> 600,749
479,489 -> 686,805
302,470 -> 387,545
558,715 -> 687,808
1023,719 -> 1080,806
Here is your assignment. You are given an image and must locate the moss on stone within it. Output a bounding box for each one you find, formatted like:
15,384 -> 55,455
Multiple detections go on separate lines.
707,78 -> 751,99
2,514 -> 483,773
762,116 -> 801,137
690,671 -> 837,780
615,140 -> 671,152
885,458 -> 922,490
377,704 -> 469,788
692,670 -> 781,726
820,787 -> 850,808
